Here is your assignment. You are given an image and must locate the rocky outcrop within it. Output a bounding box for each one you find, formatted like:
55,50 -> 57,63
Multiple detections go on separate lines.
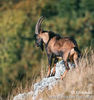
13,60 -> 75,100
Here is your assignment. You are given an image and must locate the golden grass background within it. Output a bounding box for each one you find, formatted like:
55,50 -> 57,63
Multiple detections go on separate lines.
9,48 -> 94,100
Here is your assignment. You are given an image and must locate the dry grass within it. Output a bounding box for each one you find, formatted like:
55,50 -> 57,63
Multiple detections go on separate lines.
10,49 -> 94,100
36,49 -> 94,100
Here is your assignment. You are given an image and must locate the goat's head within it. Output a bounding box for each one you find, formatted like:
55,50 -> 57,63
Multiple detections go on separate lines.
34,16 -> 49,51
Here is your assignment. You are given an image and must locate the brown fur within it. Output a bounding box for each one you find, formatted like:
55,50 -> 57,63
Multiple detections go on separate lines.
35,16 -> 81,79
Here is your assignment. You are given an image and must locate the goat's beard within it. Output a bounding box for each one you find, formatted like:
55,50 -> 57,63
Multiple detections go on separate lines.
35,38 -> 44,51
40,41 -> 44,51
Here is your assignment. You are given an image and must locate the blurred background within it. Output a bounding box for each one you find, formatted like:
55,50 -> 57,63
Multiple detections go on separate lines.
0,0 -> 94,99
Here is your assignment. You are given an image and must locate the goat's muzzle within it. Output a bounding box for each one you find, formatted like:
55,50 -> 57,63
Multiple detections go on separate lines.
35,39 -> 44,51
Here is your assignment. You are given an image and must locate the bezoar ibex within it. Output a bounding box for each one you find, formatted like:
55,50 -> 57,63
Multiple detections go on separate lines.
34,16 -> 81,80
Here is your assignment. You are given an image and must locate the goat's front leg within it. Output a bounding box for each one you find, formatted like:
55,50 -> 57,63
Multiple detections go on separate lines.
51,58 -> 58,76
47,55 -> 52,77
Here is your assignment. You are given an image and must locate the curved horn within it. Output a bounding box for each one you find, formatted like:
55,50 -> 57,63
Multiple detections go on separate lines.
35,16 -> 45,34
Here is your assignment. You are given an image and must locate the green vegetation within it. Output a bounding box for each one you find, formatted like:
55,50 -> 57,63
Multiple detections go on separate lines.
0,0 -> 94,99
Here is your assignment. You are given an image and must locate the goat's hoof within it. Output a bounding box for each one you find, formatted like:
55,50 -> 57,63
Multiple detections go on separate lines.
76,67 -> 79,72
60,77 -> 63,80
51,72 -> 55,76
60,75 -> 65,80
46,74 -> 50,78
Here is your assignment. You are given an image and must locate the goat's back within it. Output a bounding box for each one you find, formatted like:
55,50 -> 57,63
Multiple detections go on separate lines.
48,36 -> 78,53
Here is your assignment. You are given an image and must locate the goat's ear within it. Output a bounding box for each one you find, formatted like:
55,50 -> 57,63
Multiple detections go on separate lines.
39,29 -> 43,34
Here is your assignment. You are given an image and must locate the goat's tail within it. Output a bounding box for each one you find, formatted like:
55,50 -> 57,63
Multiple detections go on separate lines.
69,47 -> 81,58
68,47 -> 81,67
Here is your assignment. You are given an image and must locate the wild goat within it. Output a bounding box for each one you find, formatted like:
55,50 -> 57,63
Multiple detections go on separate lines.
34,16 -> 81,80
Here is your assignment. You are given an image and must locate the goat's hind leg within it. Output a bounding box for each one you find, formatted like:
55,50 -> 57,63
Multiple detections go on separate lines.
61,53 -> 70,80
73,53 -> 80,72
73,47 -> 81,68
73,53 -> 79,68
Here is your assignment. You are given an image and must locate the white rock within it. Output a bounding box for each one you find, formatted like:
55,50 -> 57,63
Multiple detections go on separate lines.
13,60 -> 75,100
13,91 -> 33,100
55,60 -> 75,78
